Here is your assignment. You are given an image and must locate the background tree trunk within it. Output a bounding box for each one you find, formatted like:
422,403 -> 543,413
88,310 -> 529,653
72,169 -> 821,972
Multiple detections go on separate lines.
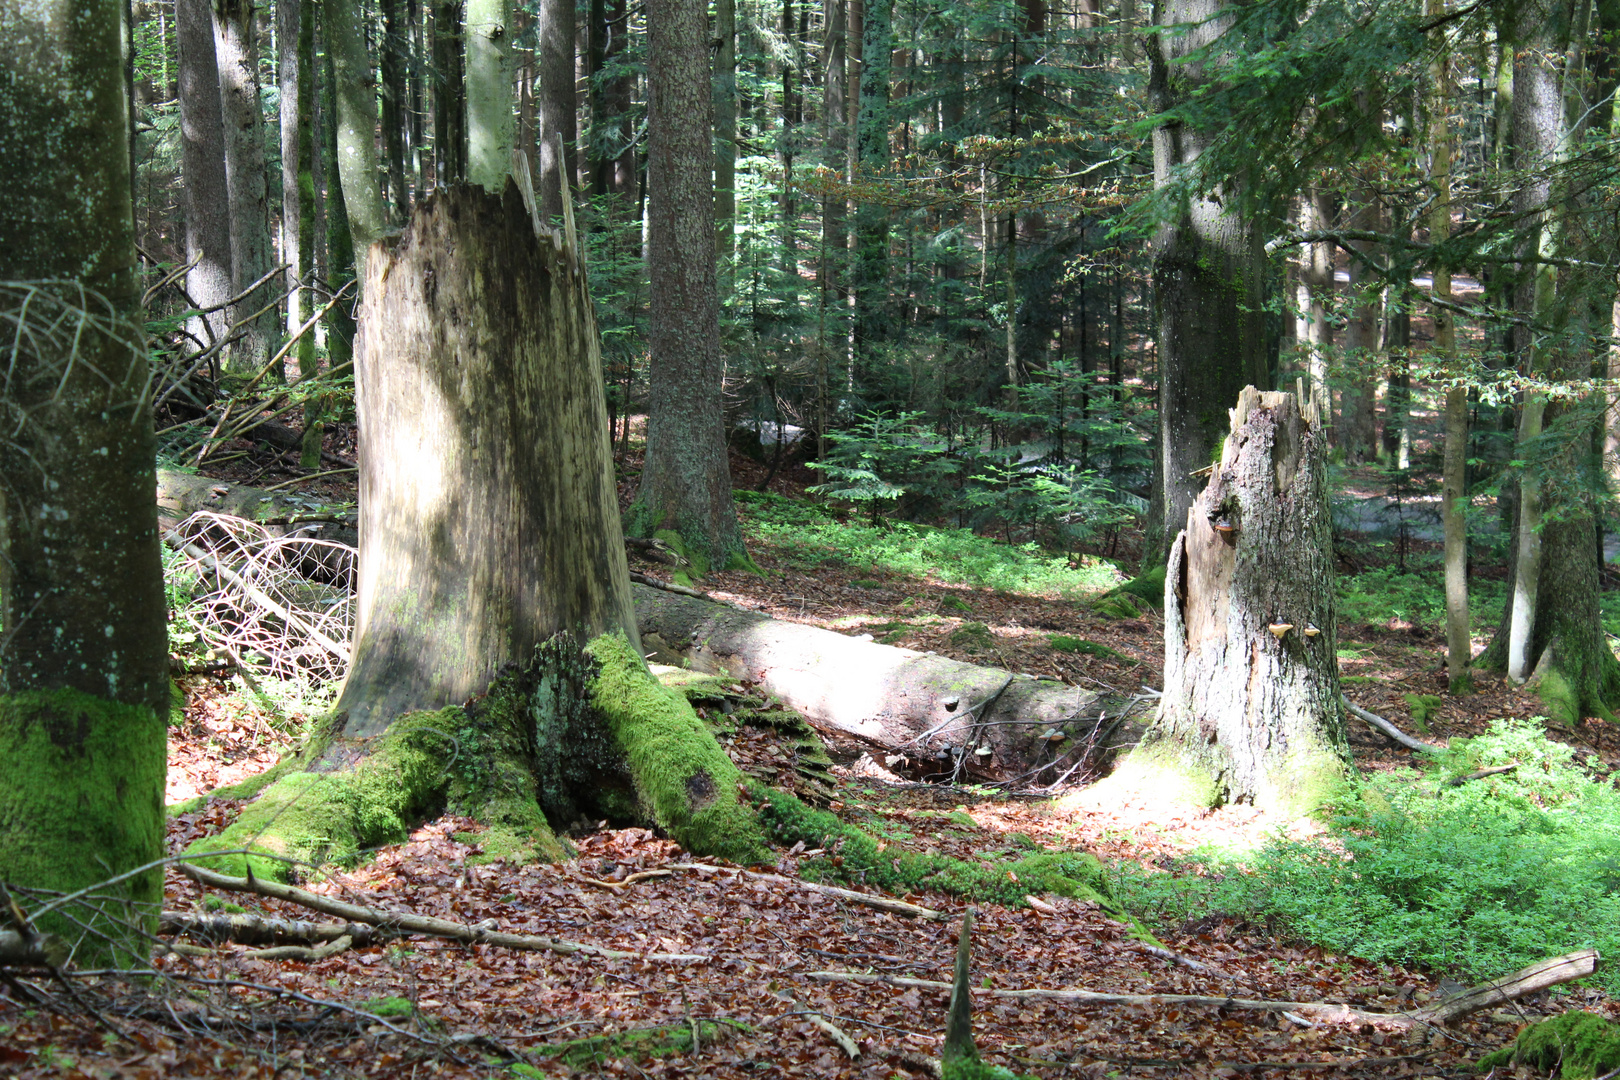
465,0 -> 513,191
627,0 -> 750,573
176,0 -> 233,363
336,184 -> 638,737
714,0 -> 736,255
328,0 -> 390,249
535,0 -> 575,219
214,0 -> 277,373
1148,0 -> 1269,565
1113,387 -> 1348,813
432,0 -> 467,186
0,0 -> 168,962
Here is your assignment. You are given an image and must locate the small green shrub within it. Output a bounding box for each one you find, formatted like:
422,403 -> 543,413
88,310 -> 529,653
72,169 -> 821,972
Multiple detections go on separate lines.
1115,719 -> 1620,992
1048,636 -> 1131,663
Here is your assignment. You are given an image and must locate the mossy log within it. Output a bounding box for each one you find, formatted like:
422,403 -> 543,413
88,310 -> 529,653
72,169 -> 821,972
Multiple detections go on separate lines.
634,584 -> 1141,778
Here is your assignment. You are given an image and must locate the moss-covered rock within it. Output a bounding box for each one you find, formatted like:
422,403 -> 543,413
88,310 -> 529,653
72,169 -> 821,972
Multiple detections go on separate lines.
1475,1011 -> 1620,1079
0,689 -> 167,965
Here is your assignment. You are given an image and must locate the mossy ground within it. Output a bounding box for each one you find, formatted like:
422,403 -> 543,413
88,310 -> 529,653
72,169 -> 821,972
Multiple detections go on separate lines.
1475,1011 -> 1620,1079
0,689 -> 167,965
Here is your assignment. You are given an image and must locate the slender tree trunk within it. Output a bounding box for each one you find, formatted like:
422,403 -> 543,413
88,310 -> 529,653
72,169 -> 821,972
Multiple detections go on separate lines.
819,0 -> 847,460
853,0 -> 892,359
715,0 -> 736,255
1147,0 -> 1268,564
215,0 -> 277,374
328,0 -> 390,249
433,0 -> 467,186
1295,188 -> 1334,409
380,0 -> 410,216
1338,175 -> 1380,463
323,48 -> 358,373
280,0 -> 320,465
175,0 -> 233,363
0,0 -> 168,962
627,0 -> 750,572
1113,388 -> 1348,813
466,0 -> 513,191
1429,3 -> 1471,693
536,0 -> 575,218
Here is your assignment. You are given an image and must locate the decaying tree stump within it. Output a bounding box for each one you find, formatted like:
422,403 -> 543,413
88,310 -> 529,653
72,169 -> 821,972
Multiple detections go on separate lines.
1106,385 -> 1348,813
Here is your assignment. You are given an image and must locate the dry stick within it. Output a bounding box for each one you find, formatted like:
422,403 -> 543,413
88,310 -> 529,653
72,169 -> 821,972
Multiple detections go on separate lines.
263,465 -> 358,491
159,910 -> 381,948
1445,763 -> 1519,787
808,948 -> 1599,1028
245,934 -> 353,963
784,996 -> 860,1059
666,864 -> 946,921
1343,697 -> 1442,754
628,571 -> 711,600
178,863 -> 710,962
582,870 -> 674,892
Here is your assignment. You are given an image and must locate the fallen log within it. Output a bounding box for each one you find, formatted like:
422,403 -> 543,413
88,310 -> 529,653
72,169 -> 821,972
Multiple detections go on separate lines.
157,468 -> 356,547
159,909 -> 383,948
633,584 -> 1143,777
808,947 -> 1600,1028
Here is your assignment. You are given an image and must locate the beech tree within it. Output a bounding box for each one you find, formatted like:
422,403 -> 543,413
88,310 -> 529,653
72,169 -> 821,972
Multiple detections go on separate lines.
175,0 -> 232,360
0,0 -> 169,961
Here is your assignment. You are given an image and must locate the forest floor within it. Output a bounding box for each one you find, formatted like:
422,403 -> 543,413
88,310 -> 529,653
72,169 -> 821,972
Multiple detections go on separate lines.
3,427 -> 1616,1078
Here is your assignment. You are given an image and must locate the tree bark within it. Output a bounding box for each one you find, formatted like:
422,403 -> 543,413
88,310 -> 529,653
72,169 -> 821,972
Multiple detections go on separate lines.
0,0 -> 168,964
465,0 -> 513,191
628,0 -> 750,573
853,0 -> 892,357
1147,0 -> 1269,565
1338,175 -> 1380,464
214,0 -> 277,374
632,586 -> 1138,777
1114,387 -> 1348,813
327,0 -> 390,250
279,0 -> 320,465
379,0 -> 411,217
337,185 -> 636,735
432,0 -> 467,186
176,0 -> 233,363
714,0 -> 736,255
535,0 -> 576,219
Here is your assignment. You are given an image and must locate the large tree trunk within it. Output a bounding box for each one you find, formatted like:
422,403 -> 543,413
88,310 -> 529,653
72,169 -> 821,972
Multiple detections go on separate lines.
1147,0 -> 1269,565
1107,387 -> 1348,814
632,586 -> 1139,777
176,0 -> 233,363
0,0 -> 169,964
627,0 -> 751,573
186,186 -> 767,879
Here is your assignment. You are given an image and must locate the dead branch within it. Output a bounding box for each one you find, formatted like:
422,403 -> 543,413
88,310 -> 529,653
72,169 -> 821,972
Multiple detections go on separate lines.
0,929 -> 67,968
667,864 -> 946,921
244,934 -> 353,963
808,948 -> 1599,1027
1444,763 -> 1519,787
178,862 -> 710,962
628,571 -> 712,600
1344,697 -> 1442,754
159,910 -> 382,949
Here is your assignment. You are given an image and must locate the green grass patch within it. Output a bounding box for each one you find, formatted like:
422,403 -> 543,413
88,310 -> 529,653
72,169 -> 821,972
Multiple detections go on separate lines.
1112,718 -> 1620,993
734,490 -> 1124,599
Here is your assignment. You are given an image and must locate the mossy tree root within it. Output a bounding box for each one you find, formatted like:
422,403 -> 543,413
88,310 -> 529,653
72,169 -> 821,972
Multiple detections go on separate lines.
184,631 -> 770,879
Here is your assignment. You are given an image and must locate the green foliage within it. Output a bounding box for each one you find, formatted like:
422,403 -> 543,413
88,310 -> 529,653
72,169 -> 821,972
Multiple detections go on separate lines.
736,490 -> 1124,598
1475,1012 -> 1620,1080
1048,635 -> 1131,663
1337,561 -> 1507,631
1115,719 -> 1620,992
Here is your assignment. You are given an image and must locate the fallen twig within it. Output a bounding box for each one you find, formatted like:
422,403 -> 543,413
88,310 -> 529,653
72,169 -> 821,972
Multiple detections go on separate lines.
667,863 -> 945,921
244,934 -> 353,963
809,949 -> 1600,1027
582,869 -> 674,892
179,862 -> 710,962
1445,762 -> 1519,787
628,571 -> 710,600
160,909 -> 380,949
1344,697 -> 1442,754
1135,943 -> 1226,976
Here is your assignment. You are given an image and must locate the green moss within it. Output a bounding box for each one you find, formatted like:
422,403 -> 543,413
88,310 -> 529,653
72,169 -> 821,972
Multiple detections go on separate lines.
750,784 -> 1154,940
1537,670 -> 1581,728
1475,1012 -> 1620,1079
537,1019 -> 748,1068
0,689 -> 168,965
950,621 -> 995,653
941,595 -> 974,612
1091,593 -> 1147,620
1449,670 -> 1475,696
1048,636 -> 1131,663
1105,563 -> 1166,610
362,996 -> 415,1019
586,632 -> 771,865
1403,693 -> 1444,734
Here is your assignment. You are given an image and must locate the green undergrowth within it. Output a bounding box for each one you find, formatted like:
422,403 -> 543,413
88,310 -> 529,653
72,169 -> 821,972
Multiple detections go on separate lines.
734,490 -> 1123,598
1337,562 -> 1508,630
750,783 -> 1154,940
1112,718 -> 1620,993
1048,635 -> 1132,663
